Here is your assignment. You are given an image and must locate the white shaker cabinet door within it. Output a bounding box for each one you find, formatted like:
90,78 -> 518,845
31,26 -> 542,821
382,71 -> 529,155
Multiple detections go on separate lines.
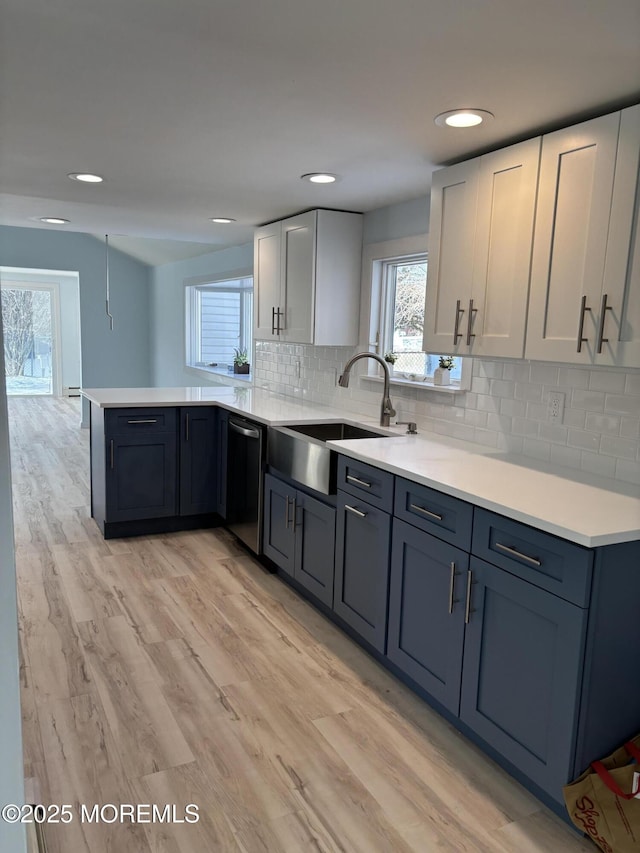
599,105 -> 640,368
254,222 -> 283,341
281,211 -> 316,344
469,138 -> 540,359
525,113 -> 621,363
423,159 -> 479,356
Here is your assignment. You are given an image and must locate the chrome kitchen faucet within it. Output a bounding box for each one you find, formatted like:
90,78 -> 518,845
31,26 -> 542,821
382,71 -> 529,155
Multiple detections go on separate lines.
338,352 -> 396,427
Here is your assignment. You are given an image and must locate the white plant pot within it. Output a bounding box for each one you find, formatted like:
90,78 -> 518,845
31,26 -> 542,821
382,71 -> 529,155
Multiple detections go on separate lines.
433,367 -> 451,386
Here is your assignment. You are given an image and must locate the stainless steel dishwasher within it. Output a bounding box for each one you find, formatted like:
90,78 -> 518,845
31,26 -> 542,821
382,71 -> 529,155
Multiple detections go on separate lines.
225,415 -> 266,554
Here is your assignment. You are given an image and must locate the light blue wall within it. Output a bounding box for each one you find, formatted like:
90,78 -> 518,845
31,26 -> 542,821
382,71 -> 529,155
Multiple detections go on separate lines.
0,317 -> 27,853
150,242 -> 253,386
0,226 -> 152,415
363,195 -> 429,245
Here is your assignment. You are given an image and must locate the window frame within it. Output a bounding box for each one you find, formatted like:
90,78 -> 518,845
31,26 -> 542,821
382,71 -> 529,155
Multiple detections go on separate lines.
184,269 -> 253,378
361,235 -> 471,391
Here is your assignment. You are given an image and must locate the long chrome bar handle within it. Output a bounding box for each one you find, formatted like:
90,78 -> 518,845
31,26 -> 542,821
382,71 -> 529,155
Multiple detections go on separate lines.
466,298 -> 477,346
346,474 -> 372,489
285,496 -> 291,529
185,413 -> 190,442
271,307 -> 277,336
344,504 -> 367,518
409,504 -> 443,521
276,306 -> 284,334
110,439 -> 114,469
495,542 -> 542,567
464,570 -> 475,624
597,293 -> 613,354
453,299 -> 465,345
448,562 -> 459,614
577,295 -> 592,353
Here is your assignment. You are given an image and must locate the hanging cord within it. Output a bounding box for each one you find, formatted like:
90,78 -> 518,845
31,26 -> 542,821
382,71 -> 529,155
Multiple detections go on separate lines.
105,234 -> 114,330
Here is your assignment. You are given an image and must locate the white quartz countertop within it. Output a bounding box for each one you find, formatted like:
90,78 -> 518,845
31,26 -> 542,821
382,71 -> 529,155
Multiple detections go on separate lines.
82,387 -> 640,548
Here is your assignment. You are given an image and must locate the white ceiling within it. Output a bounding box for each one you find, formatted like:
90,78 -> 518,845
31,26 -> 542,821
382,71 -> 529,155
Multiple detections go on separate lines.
0,0 -> 638,264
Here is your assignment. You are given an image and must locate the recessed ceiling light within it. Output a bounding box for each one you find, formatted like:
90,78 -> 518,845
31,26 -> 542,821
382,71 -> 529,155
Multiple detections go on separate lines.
68,172 -> 104,183
39,217 -> 70,225
434,109 -> 494,128
301,173 -> 339,184
210,217 -> 236,223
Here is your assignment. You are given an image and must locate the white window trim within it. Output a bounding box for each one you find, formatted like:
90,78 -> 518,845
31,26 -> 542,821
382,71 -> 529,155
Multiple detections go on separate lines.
184,268 -> 253,378
359,235 -> 471,392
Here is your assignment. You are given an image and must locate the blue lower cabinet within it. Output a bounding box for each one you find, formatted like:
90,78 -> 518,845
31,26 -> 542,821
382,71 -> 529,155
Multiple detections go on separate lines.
216,409 -> 228,518
459,556 -> 587,797
179,407 -> 217,516
106,432 -> 177,522
388,519 -> 468,714
334,490 -> 391,652
263,473 -> 296,576
294,492 -> 336,607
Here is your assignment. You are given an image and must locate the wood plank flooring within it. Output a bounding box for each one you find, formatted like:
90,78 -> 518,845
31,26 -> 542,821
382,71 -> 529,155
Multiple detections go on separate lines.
8,396 -> 594,852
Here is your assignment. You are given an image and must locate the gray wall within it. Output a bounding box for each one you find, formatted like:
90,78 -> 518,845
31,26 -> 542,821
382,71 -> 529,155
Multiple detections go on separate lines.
0,226 -> 152,420
150,242 -> 253,386
363,195 -> 429,245
0,316 -> 27,853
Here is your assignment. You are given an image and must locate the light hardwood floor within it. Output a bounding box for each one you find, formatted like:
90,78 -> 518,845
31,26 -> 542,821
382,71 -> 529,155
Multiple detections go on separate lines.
8,396 -> 593,852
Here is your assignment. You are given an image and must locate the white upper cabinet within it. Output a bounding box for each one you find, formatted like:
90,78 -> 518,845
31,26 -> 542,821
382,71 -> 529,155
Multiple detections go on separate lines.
424,138 -> 540,358
254,209 -> 363,345
526,106 -> 640,366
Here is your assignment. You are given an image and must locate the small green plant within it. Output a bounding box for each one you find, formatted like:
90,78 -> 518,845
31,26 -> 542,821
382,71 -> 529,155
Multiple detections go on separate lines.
439,356 -> 455,370
384,352 -> 397,365
233,348 -> 249,366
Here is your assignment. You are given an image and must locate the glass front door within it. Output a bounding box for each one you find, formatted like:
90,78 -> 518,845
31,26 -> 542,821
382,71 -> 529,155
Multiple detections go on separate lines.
1,284 -> 56,396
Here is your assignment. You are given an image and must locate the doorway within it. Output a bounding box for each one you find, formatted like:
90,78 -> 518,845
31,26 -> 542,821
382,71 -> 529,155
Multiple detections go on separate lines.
1,281 -> 61,396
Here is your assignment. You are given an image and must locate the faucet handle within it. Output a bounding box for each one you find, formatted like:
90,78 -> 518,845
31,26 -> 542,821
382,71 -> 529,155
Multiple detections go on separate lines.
396,421 -> 418,434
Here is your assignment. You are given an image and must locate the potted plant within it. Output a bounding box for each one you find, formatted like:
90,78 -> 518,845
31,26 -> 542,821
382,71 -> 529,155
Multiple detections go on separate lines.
433,355 -> 454,386
384,351 -> 397,376
233,348 -> 250,374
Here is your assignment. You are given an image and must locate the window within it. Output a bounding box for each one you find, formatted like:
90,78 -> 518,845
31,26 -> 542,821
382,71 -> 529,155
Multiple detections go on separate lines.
378,254 -> 462,381
186,276 -> 253,371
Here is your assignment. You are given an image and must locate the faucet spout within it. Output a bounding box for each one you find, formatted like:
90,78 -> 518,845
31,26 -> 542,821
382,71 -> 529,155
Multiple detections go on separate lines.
338,352 -> 396,427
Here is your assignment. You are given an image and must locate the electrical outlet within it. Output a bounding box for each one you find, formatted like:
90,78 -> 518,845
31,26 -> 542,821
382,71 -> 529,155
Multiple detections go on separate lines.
547,391 -> 565,423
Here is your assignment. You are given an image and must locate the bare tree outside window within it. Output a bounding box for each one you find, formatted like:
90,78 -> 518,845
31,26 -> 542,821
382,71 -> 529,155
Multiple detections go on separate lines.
1,288 -> 53,393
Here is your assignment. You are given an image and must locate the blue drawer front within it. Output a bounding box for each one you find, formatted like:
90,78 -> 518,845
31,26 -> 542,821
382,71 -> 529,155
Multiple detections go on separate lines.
472,509 -> 593,607
106,407 -> 177,435
337,456 -> 394,513
394,478 -> 473,550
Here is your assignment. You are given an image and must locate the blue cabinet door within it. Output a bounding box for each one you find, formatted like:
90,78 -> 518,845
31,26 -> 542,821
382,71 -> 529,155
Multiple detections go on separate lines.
106,432 -> 177,522
388,519 -> 468,714
294,492 -> 336,607
179,407 -> 217,516
460,556 -> 587,800
216,409 -> 228,518
263,473 -> 296,576
334,490 -> 391,652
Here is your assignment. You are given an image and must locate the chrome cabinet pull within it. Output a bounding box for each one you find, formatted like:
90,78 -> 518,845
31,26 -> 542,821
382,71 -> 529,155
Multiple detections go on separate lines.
275,306 -> 284,335
577,295 -> 592,352
110,439 -> 114,469
597,293 -> 613,354
409,503 -> 443,522
346,474 -> 372,489
127,419 -> 158,424
285,495 -> 296,529
464,570 -> 475,624
495,542 -> 542,567
271,306 -> 277,335
448,562 -> 459,614
185,413 -> 190,442
453,299 -> 465,345
466,298 -> 477,346
345,504 -> 367,518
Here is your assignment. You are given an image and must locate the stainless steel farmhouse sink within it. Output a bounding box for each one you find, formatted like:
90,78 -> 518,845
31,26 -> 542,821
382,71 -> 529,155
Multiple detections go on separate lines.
268,422 -> 392,495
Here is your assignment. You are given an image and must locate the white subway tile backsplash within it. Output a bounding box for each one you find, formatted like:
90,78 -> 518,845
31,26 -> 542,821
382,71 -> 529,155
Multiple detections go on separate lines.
589,370 -> 627,394
255,344 -> 639,483
571,389 -> 606,411
599,435 -> 638,459
584,413 -> 621,434
530,364 -> 559,385
605,394 -> 640,417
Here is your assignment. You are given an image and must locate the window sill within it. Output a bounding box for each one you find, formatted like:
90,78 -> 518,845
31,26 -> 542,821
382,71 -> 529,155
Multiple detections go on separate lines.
186,364 -> 252,384
361,374 -> 466,394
